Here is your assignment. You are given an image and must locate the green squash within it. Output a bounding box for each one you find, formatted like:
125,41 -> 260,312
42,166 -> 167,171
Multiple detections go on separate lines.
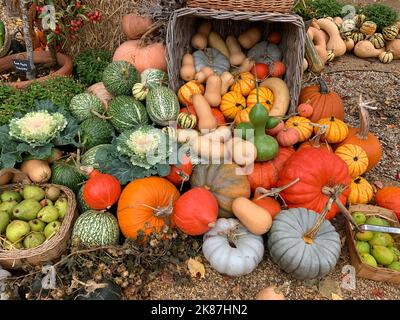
77,184 -> 91,213
69,93 -> 104,122
235,122 -> 254,140
140,68 -> 168,89
51,161 -> 87,194
146,86 -> 179,126
80,117 -> 114,149
81,144 -> 114,169
102,61 -> 140,96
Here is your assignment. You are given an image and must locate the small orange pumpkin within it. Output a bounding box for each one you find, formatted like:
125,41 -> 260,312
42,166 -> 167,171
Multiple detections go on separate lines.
315,116 -> 349,144
297,102 -> 313,118
335,144 -> 369,178
234,108 -> 252,124
220,91 -> 247,120
285,116 -> 313,142
246,87 -> 274,110
348,177 -> 373,205
230,72 -> 256,97
177,81 -> 205,106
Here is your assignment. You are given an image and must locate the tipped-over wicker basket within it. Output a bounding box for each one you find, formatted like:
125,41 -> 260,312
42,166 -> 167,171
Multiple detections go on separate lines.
0,169 -> 78,269
346,204 -> 400,284
166,8 -> 305,112
0,26 -> 11,58
187,0 -> 295,14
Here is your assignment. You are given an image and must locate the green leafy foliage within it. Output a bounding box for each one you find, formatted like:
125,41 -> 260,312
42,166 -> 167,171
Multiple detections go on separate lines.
294,0 -> 345,20
363,4 -> 398,31
0,76 -> 85,126
73,49 -> 112,86
0,100 -> 80,168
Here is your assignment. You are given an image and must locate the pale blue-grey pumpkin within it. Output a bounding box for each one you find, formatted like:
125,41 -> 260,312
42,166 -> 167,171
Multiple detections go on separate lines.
192,48 -> 230,75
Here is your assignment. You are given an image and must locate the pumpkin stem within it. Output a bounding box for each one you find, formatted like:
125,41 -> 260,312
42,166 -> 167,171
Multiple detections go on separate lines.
141,195 -> 175,218
252,62 -> 260,105
357,94 -> 376,140
317,77 -> 329,94
91,110 -> 112,120
308,123 -> 330,150
255,178 -> 300,200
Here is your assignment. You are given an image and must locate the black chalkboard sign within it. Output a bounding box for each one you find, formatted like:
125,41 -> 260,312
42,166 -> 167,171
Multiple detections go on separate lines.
12,59 -> 31,72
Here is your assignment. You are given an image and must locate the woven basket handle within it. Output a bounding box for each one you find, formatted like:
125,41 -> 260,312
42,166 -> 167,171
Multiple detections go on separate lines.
0,168 -> 31,184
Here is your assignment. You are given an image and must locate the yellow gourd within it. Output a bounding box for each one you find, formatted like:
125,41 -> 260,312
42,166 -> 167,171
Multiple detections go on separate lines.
208,32 -> 230,58
192,94 -> 218,131
260,78 -> 290,117
317,18 -> 346,57
204,75 -> 222,106
238,27 -> 262,49
226,36 -> 246,66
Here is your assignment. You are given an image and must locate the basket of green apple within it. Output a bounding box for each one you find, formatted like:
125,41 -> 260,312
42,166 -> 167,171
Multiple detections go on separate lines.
346,204 -> 400,284
0,168 -> 77,269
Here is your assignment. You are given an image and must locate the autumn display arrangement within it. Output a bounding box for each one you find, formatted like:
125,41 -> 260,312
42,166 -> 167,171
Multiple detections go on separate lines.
0,0 -> 399,300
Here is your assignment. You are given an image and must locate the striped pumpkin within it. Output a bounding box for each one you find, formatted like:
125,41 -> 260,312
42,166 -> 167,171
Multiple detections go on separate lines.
360,21 -> 377,36
177,112 -> 197,129
335,144 -> 369,178
315,116 -> 349,144
351,32 -> 365,43
220,91 -> 247,120
162,126 -> 177,139
140,68 -> 168,89
383,25 -> 399,41
230,72 -> 256,97
177,81 -> 205,106
132,83 -> 149,101
379,51 -> 394,64
146,86 -> 180,126
326,50 -> 335,62
246,87 -> 274,110
285,116 -> 313,142
369,33 -> 385,49
69,93 -> 104,122
348,177 -> 373,205
353,14 -> 366,29
234,108 -> 252,125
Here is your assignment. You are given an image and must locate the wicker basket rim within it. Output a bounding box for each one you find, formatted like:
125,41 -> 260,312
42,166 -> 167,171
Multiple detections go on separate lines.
0,26 -> 12,58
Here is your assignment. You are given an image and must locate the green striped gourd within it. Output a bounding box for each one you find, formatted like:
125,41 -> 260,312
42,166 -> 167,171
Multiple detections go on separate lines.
69,93 -> 104,122
146,86 -> 179,126
162,126 -> 177,140
140,68 -> 168,89
379,51 -> 394,64
77,184 -> 90,213
353,14 -> 366,29
51,161 -> 87,193
177,112 -> 197,129
360,21 -> 377,36
132,83 -> 149,101
383,25 -> 399,41
107,96 -> 148,132
351,31 -> 365,43
81,144 -> 114,168
326,50 -> 335,62
80,117 -> 114,149
102,61 -> 140,96
72,210 -> 120,247
369,33 -> 385,49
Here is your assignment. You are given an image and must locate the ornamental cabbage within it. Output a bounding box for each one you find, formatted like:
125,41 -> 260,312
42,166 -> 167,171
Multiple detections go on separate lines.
9,110 -> 68,144
116,125 -> 171,169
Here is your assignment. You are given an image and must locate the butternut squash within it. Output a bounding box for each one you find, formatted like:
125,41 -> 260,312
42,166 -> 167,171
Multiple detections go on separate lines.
191,20 -> 212,50
180,53 -> 196,81
345,38 -> 355,52
191,136 -> 227,162
238,27 -> 262,49
311,19 -> 320,30
302,58 -> 309,72
208,32 -> 230,58
354,40 -> 385,58
239,58 -> 254,73
226,137 -> 257,167
220,72 -> 235,95
226,36 -> 246,66
304,33 -> 325,74
177,129 -> 199,144
317,18 -> 346,57
20,160 -> 51,183
260,78 -> 290,117
307,27 -> 328,63
386,39 -> 400,59
202,126 -> 232,143
195,66 -> 214,83
333,17 -> 343,28
204,75 -> 222,106
232,197 -> 273,235
192,94 -> 218,131
0,171 -> 13,186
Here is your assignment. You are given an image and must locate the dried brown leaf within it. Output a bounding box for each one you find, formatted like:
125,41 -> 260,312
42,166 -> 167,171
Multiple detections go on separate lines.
187,258 -> 205,279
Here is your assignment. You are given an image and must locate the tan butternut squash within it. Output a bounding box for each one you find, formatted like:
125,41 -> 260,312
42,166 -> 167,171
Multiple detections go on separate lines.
239,58 -> 254,73
177,129 -> 199,144
192,94 -> 218,131
220,72 -> 235,95
307,27 -> 328,63
195,66 -> 214,83
180,53 -> 196,81
226,36 -> 246,66
0,171 -> 13,186
317,18 -> 346,57
208,32 -> 230,58
311,19 -> 320,30
260,78 -> 290,117
191,20 -> 212,50
204,75 -> 222,106
191,136 -> 227,161
238,27 -> 262,49
302,58 -> 309,72
345,38 -> 355,52
232,197 -> 272,235
354,40 -> 385,58
386,39 -> 400,59
226,137 -> 257,167
20,160 -> 51,183
333,17 -> 343,28
202,126 -> 232,143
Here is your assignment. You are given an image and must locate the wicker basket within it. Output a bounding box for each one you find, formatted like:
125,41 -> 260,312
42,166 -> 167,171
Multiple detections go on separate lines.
187,0 -> 295,14
0,169 -> 78,269
0,26 -> 11,58
166,8 -> 305,112
345,204 -> 400,284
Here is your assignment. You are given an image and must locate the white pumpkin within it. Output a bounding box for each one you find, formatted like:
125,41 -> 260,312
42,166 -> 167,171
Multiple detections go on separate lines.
202,218 -> 264,277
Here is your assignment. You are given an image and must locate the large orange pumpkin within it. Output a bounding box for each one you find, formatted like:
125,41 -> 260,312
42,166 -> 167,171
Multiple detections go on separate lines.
230,72 -> 256,97
299,78 -> 345,123
178,81 -> 205,106
375,187 -> 400,218
247,87 -> 274,110
122,14 -> 153,40
117,177 -> 180,239
277,148 -> 351,220
220,91 -> 247,120
335,99 -> 382,171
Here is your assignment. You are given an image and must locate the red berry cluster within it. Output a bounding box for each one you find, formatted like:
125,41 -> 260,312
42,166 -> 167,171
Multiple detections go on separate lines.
36,6 -> 44,13
86,10 -> 102,22
70,18 -> 83,32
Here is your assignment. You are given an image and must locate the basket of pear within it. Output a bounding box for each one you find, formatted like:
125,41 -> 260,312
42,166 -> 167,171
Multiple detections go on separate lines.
0,169 -> 77,269
345,204 -> 400,284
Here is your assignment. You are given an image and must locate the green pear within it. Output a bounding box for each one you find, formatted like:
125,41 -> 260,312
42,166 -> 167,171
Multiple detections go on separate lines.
29,219 -> 46,232
44,221 -> 61,239
0,210 -> 10,234
360,252 -> 378,267
369,233 -> 389,247
382,233 -> 394,247
0,191 -> 22,203
352,212 -> 366,225
13,199 -> 41,221
40,199 -> 53,207
371,245 -> 394,266
365,216 -> 390,227
0,200 -> 18,219
387,261 -> 400,272
6,220 -> 30,243
356,241 -> 370,254
55,198 -> 68,220
356,231 -> 374,241
388,246 -> 400,261
22,185 -> 45,201
37,205 -> 59,223
23,232 -> 46,249
45,186 -> 61,202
